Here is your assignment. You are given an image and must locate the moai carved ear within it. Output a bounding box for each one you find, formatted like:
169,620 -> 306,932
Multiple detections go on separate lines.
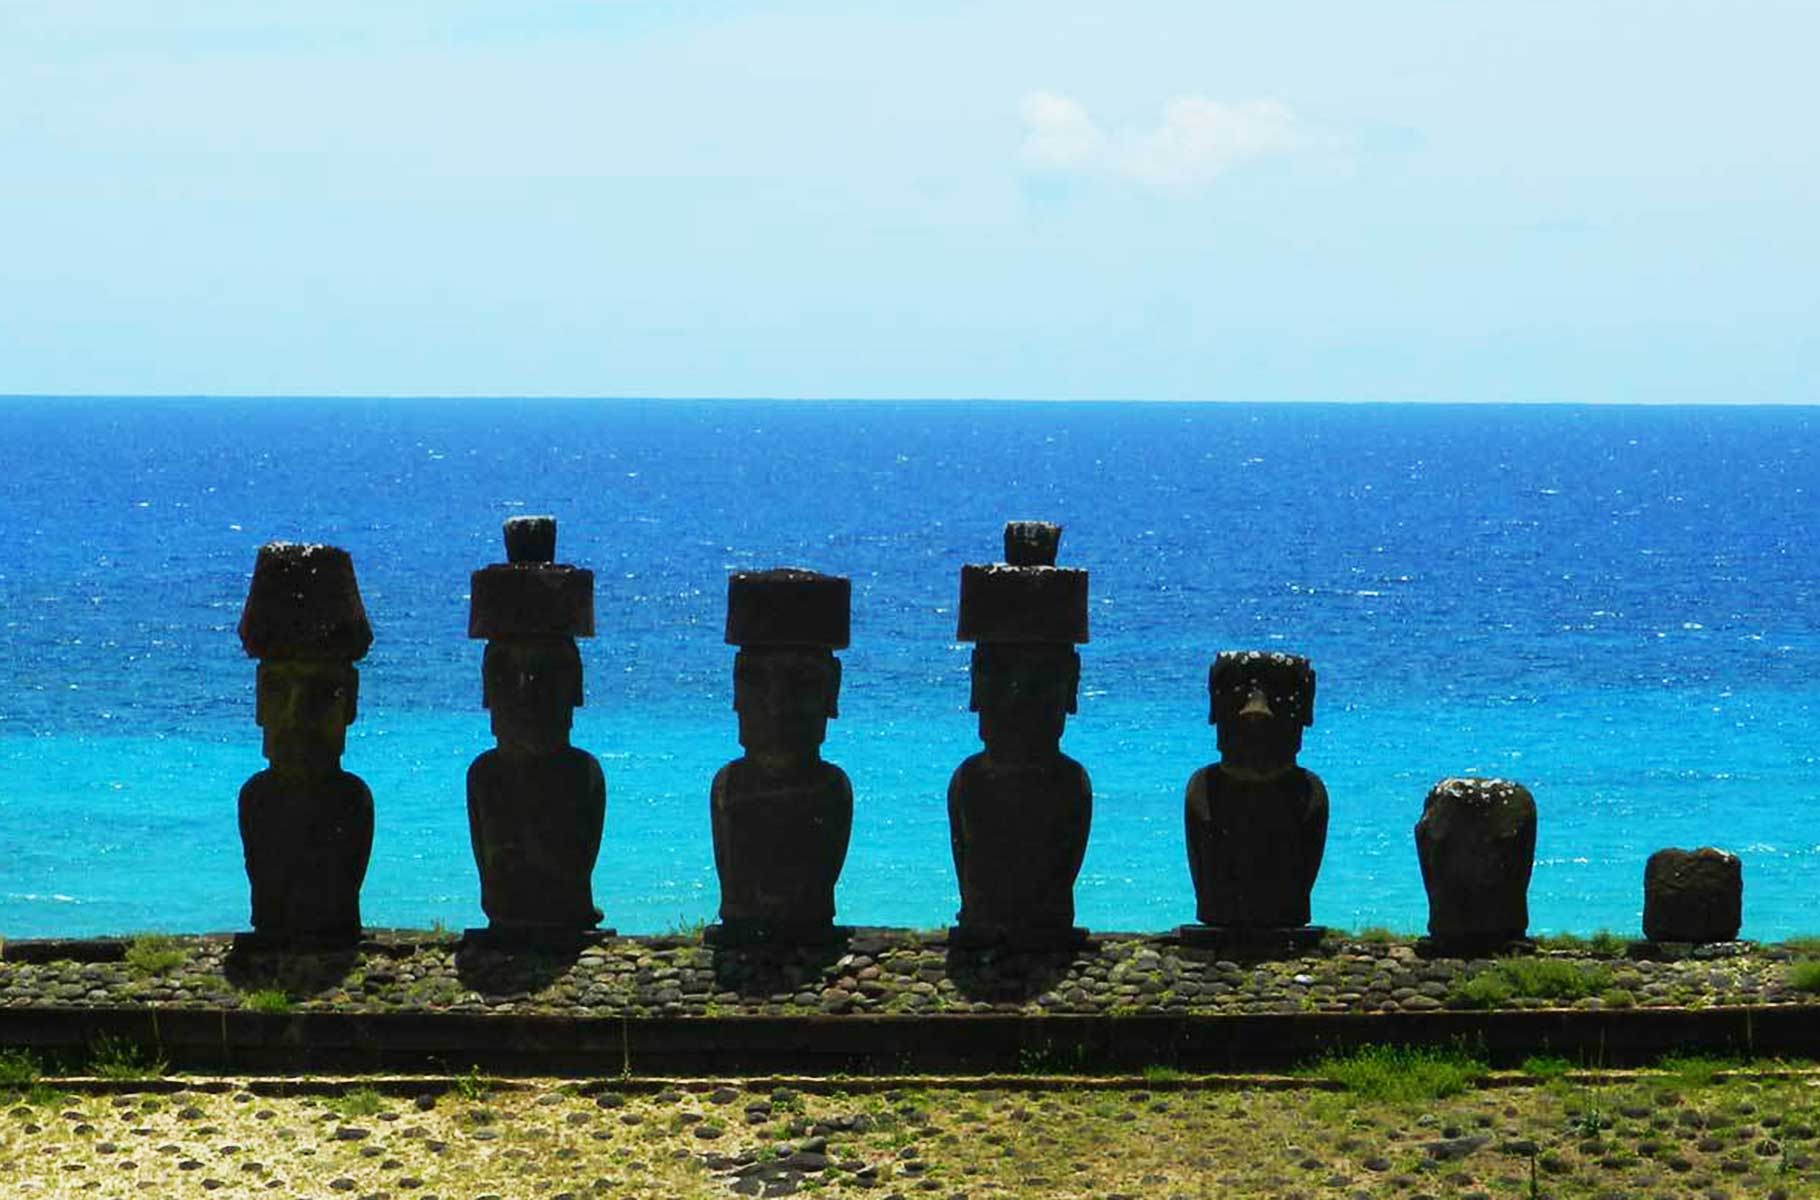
343,666 -> 360,725
967,647 -> 986,714
825,654 -> 843,720
1064,649 -> 1081,716
1302,664 -> 1317,728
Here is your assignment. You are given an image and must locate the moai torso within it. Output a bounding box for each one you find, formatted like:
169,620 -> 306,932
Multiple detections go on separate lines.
947,522 -> 1092,940
711,570 -> 853,938
1414,776 -> 1535,947
1184,651 -> 1327,929
466,517 -> 605,932
236,544 -> 374,944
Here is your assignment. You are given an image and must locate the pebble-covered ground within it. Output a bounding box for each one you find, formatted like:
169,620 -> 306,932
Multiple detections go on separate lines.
2,931 -> 1814,1017
4,1069 -> 1820,1199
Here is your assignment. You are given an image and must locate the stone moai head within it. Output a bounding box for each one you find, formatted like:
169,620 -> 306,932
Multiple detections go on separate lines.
1415,776 -> 1537,946
1643,847 -> 1743,944
957,521 -> 1088,754
469,516 -> 595,754
726,569 -> 850,762
1210,651 -> 1315,771
238,542 -> 372,769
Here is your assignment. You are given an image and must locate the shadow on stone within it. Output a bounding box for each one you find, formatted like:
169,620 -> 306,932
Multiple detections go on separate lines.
223,942 -> 363,995
709,940 -> 849,1001
452,937 -> 587,996
943,941 -> 1079,1005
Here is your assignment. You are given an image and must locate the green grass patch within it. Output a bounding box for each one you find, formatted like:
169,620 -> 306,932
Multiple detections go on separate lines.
330,1087 -> 384,1118
1536,929 -> 1629,959
1309,1044 -> 1485,1103
1778,936 -> 1820,958
0,1048 -> 40,1086
1140,1064 -> 1190,1083
1449,957 -> 1612,1007
123,934 -> 185,979
87,1034 -> 166,1081
244,987 -> 294,1014
1655,1054 -> 1744,1087
1520,1054 -> 1575,1080
1786,959 -> 1820,994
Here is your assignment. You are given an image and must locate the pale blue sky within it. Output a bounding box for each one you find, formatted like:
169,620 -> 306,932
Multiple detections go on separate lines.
2,1 -> 1814,401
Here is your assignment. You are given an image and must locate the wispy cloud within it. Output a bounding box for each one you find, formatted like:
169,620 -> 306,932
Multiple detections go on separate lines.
1019,91 -> 1302,189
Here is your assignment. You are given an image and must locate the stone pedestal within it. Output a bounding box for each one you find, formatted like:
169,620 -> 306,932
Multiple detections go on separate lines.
947,523 -> 1092,945
467,516 -> 607,937
1415,777 -> 1536,953
236,543 -> 374,947
1642,846 -> 1742,944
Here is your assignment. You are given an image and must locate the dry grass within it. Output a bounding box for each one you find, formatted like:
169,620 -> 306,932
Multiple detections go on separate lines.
3,1069 -> 1819,1198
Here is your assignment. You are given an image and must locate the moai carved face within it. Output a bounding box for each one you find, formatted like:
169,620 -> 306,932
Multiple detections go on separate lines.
483,638 -> 582,752
971,643 -> 1079,754
256,660 -> 358,767
1210,651 -> 1314,771
734,647 -> 839,763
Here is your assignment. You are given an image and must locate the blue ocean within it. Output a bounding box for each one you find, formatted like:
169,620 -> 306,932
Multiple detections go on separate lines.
1,399 -> 1815,940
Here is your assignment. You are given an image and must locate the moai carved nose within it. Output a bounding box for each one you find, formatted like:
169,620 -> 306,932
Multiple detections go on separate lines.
1239,687 -> 1274,719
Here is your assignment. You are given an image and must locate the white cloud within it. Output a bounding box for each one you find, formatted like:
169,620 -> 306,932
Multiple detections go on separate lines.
1018,91 -> 1302,189
1018,90 -> 1105,169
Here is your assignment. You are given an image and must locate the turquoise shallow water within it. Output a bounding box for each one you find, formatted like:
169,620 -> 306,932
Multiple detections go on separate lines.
1,399 -> 1816,938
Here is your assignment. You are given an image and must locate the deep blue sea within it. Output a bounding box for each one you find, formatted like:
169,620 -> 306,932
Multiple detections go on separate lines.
1,399 -> 1816,940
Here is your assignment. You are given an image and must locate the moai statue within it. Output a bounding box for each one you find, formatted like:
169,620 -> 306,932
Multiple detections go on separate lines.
709,569 -> 853,944
1182,651 -> 1328,949
947,521 -> 1091,948
1414,777 -> 1537,954
1642,847 -> 1743,945
466,516 -> 607,938
236,542 -> 374,946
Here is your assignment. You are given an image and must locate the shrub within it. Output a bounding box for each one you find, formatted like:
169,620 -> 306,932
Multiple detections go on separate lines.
123,934 -> 185,979
0,1049 -> 40,1086
1311,1044 -> 1484,1102
1786,960 -> 1820,994
1450,957 -> 1611,1007
244,988 -> 294,1014
88,1034 -> 166,1081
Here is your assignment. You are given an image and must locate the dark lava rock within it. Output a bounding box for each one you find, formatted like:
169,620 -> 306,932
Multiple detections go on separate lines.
1644,847 -> 1743,943
1415,777 -> 1536,949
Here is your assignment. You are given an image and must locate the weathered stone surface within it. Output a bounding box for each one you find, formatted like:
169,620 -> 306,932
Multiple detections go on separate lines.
1415,777 -> 1536,949
949,524 -> 1091,942
236,543 -> 373,943
1184,651 -> 1327,930
1643,847 -> 1742,943
237,542 -> 372,662
467,518 -> 605,933
712,570 -> 853,941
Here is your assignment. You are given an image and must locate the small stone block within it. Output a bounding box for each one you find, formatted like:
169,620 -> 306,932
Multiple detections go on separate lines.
703,922 -> 852,948
1415,936 -> 1536,960
231,928 -> 363,954
945,924 -> 1089,952
1175,924 -> 1327,956
503,516 -> 557,564
459,927 -> 617,952
724,569 -> 850,648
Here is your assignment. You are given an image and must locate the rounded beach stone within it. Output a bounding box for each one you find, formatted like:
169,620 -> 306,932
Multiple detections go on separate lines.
1643,847 -> 1742,943
1414,777 -> 1536,947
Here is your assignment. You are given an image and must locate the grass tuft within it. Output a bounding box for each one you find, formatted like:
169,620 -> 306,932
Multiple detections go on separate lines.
1786,959 -> 1820,994
0,1049 -> 40,1086
244,987 -> 295,1014
87,1034 -> 166,1081
1450,957 -> 1611,1007
1309,1044 -> 1484,1102
1520,1054 -> 1575,1080
1656,1054 -> 1743,1087
123,934 -> 185,979
331,1087 -> 384,1118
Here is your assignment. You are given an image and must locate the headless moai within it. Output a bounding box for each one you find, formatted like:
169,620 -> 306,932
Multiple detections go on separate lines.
709,569 -> 853,944
1182,652 -> 1328,949
1415,777 -> 1536,954
947,521 -> 1091,947
466,516 -> 606,937
236,542 -> 374,946
1642,847 -> 1743,945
